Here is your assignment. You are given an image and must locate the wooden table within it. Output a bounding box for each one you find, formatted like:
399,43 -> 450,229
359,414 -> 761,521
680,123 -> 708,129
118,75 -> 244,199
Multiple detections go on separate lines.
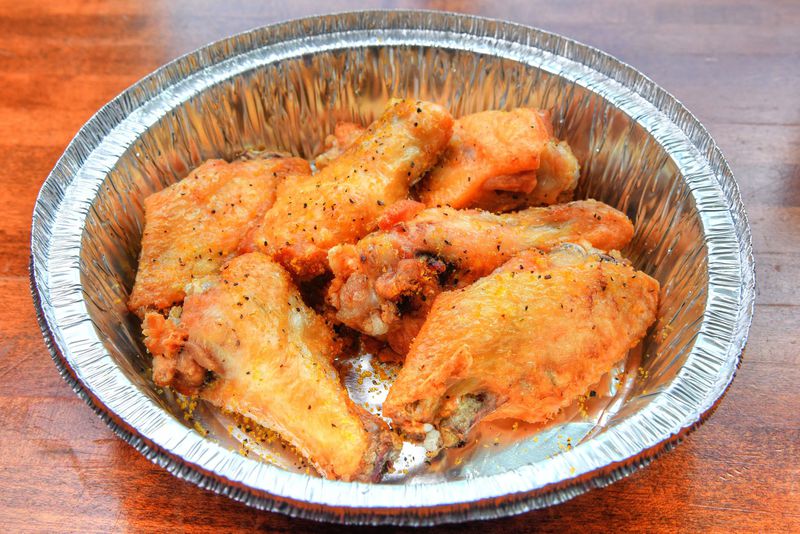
1,1 -> 797,531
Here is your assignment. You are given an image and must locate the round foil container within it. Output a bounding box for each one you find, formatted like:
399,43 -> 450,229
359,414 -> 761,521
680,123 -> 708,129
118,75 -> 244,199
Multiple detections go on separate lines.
31,11 -> 755,525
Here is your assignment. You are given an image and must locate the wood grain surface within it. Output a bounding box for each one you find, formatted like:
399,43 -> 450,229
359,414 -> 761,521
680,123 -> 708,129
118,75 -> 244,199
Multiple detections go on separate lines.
1,1 -> 798,532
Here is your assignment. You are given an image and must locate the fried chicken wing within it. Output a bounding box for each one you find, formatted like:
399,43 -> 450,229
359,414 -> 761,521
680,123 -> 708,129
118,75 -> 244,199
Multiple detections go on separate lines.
327,199 -> 634,354
143,253 -> 398,481
472,139 -> 581,212
243,100 -> 454,279
417,108 -> 580,211
382,244 -> 659,448
128,156 -> 311,317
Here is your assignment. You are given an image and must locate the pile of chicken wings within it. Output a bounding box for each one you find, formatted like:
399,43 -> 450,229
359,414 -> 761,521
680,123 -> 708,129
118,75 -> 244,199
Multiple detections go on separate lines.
129,99 -> 659,481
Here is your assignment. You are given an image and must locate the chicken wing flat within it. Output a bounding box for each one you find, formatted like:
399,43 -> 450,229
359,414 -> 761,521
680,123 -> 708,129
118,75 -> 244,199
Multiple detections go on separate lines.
416,108 -> 580,211
243,100 -> 454,279
142,252 -> 398,481
327,199 -> 634,354
128,156 -> 311,317
382,244 -> 659,448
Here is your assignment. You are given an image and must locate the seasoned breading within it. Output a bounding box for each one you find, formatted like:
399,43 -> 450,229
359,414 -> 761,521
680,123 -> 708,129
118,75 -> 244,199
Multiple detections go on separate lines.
243,100 -> 454,279
305,110 -> 579,213
143,253 -> 398,481
382,244 -> 659,447
128,156 -> 310,317
327,199 -> 634,354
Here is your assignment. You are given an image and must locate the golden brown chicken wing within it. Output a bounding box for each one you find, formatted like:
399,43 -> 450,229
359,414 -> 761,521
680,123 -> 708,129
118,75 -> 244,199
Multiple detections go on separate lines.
327,199 -> 634,354
128,156 -> 311,317
382,244 -> 659,448
417,108 -> 580,211
242,100 -> 454,279
471,139 -> 581,212
143,253 -> 398,481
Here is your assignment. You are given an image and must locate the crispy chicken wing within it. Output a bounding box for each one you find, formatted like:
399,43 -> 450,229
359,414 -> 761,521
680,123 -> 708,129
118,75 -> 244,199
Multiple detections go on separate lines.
382,244 -> 659,448
327,199 -> 634,354
471,139 -> 581,212
417,108 -> 580,211
243,100 -> 454,279
128,156 -> 311,317
143,253 -> 398,481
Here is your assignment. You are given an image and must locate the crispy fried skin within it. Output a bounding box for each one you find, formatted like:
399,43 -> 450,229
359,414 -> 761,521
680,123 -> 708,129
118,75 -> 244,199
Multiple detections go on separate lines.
473,139 -> 581,212
417,109 -> 550,208
128,157 -> 311,317
382,245 -> 659,447
244,100 -> 454,279
313,122 -> 366,170
312,111 -> 579,214
142,309 -> 212,394
143,253 -> 398,481
327,199 -> 634,353
417,108 -> 579,210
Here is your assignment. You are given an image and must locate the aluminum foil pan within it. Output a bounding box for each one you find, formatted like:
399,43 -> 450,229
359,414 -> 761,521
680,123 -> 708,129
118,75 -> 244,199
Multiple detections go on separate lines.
30,10 -> 755,525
